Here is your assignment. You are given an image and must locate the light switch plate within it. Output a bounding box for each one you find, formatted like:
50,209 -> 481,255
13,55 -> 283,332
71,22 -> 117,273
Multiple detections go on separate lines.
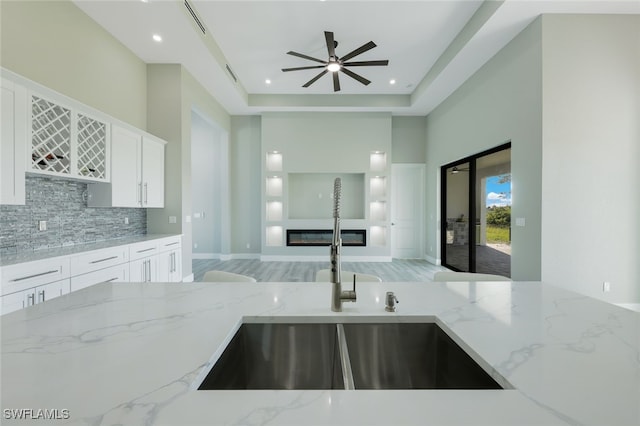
38,220 -> 47,231
168,216 -> 177,224
515,217 -> 526,227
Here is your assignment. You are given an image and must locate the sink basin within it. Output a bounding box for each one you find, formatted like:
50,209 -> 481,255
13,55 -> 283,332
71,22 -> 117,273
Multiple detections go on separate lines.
198,323 -> 344,390
342,323 -> 501,389
198,321 -> 502,390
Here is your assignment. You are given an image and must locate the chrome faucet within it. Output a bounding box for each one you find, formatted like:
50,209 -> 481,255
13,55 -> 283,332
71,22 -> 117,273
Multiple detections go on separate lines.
331,178 -> 356,312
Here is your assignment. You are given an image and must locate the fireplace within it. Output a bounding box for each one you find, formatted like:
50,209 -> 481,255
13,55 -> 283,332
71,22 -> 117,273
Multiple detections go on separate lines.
286,229 -> 366,247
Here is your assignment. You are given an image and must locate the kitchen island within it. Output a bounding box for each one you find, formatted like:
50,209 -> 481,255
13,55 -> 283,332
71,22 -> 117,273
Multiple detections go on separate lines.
1,280 -> 638,425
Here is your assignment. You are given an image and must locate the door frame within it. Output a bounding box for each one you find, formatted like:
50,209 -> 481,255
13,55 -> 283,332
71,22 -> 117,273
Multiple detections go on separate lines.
440,142 -> 511,272
391,163 -> 425,259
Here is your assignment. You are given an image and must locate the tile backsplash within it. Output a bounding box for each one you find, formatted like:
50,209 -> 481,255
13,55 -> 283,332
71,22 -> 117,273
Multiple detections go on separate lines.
0,176 -> 146,254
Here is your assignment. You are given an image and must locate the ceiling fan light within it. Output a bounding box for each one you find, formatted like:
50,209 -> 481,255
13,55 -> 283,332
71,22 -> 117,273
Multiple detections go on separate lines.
327,62 -> 341,72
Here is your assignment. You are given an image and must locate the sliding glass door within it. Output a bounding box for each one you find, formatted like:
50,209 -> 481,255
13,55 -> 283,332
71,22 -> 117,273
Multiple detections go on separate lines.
441,144 -> 511,276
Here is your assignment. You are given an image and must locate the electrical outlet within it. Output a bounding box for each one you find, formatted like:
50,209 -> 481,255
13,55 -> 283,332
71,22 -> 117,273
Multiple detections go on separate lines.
38,220 -> 47,231
124,217 -> 129,225
194,243 -> 198,249
246,243 -> 250,249
169,216 -> 177,224
602,282 -> 611,293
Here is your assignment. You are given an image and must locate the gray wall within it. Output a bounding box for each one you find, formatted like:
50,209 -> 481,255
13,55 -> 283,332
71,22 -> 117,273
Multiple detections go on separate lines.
229,116 -> 262,255
0,176 -> 145,254
0,0 -> 147,129
392,116 -> 427,164
541,15 -> 640,303
425,18 -> 543,279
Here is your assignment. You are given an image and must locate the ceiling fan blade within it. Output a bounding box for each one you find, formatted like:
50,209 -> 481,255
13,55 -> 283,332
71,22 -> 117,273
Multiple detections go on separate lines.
342,60 -> 389,67
303,69 -> 328,87
282,65 -> 327,72
325,31 -> 336,59
340,41 -> 376,62
340,67 -> 371,86
333,72 -> 341,92
286,51 -> 327,64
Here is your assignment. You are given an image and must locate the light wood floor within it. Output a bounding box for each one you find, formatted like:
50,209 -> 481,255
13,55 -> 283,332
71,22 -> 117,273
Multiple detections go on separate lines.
192,259 -> 447,282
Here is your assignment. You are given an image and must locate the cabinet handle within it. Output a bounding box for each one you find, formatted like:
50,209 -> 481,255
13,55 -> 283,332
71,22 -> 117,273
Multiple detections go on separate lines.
144,183 -> 148,204
138,183 -> 142,204
141,262 -> 145,282
38,290 -> 46,303
165,242 -> 179,247
105,277 -> 119,283
11,269 -> 59,282
26,293 -> 35,307
90,256 -> 119,264
136,247 -> 155,254
146,259 -> 151,282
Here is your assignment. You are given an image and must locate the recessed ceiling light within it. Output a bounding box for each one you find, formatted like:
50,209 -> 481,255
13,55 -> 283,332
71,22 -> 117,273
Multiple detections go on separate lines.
389,79 -> 396,85
152,34 -> 162,42
141,0 -> 149,3
265,79 -> 272,85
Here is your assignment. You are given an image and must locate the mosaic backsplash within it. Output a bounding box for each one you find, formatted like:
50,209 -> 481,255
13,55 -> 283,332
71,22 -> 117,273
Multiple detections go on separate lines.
0,176 -> 146,254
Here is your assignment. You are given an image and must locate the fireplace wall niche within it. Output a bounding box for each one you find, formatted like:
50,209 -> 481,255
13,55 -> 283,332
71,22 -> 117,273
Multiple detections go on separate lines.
288,173 -> 365,220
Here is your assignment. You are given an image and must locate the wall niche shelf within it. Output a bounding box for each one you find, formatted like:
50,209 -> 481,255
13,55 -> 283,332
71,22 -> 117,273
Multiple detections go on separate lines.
265,151 -> 282,172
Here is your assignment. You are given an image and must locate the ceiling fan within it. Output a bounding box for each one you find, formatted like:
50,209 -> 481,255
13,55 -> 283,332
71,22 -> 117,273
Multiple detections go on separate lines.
281,31 -> 389,92
451,166 -> 470,174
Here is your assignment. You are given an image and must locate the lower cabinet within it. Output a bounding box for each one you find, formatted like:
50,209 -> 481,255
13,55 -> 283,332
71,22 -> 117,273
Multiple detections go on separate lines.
70,264 -> 129,292
1,235 -> 182,315
1,279 -> 70,315
129,256 -> 158,283
157,249 -> 182,282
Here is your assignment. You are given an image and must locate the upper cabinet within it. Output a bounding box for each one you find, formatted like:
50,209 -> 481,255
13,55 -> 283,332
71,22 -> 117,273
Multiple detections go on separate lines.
0,79 -> 27,205
88,124 -> 166,208
29,93 -> 110,182
1,68 -> 167,209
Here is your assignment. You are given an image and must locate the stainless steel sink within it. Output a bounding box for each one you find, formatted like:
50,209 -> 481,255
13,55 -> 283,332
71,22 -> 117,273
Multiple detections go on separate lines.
198,323 -> 344,390
197,322 -> 502,390
342,323 -> 501,389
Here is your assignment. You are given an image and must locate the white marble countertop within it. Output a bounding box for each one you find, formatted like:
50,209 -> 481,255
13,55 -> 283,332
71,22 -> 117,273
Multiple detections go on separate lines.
0,234 -> 181,267
1,280 -> 638,425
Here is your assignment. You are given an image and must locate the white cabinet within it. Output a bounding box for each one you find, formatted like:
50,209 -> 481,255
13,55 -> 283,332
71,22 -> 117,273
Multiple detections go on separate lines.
141,135 -> 165,208
1,279 -> 70,315
0,255 -> 71,315
88,125 -> 165,208
0,78 -> 27,205
1,235 -> 182,314
130,257 -> 157,283
71,264 -> 129,292
28,92 -> 110,182
157,236 -> 182,282
129,240 -> 160,282
69,246 -> 129,277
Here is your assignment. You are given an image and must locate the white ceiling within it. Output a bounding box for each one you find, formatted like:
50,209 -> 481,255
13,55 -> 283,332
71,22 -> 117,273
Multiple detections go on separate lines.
74,0 -> 639,116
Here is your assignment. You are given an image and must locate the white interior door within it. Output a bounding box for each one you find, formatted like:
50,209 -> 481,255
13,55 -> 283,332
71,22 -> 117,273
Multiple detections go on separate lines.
391,164 -> 425,259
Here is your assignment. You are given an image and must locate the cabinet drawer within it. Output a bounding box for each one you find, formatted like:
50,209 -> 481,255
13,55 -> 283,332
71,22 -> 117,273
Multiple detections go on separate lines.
157,236 -> 182,252
71,264 -> 129,292
129,240 -> 159,261
70,246 -> 128,276
1,257 -> 70,296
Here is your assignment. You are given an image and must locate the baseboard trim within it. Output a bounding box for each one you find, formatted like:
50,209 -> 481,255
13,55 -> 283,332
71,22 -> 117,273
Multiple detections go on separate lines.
424,254 -> 441,266
192,253 -> 217,260
260,255 -> 392,262
182,273 -> 194,283
229,253 -> 260,260
615,303 -> 640,312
